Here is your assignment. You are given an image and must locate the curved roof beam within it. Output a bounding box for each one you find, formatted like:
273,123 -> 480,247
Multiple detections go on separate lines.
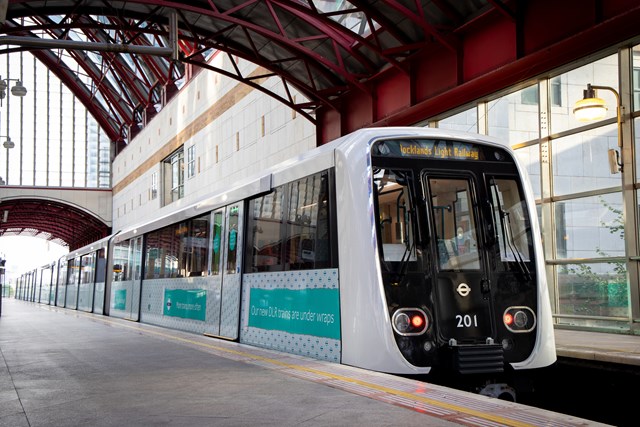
2,1 -> 501,146
0,198 -> 110,250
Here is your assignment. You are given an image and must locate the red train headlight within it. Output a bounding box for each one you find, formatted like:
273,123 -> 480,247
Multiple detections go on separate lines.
392,308 -> 428,336
503,306 -> 536,332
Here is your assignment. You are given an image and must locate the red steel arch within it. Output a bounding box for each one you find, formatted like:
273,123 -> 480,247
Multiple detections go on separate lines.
0,198 -> 110,251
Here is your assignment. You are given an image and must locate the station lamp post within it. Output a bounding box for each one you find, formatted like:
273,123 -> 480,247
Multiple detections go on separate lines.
573,83 -> 623,173
0,76 -> 27,105
1,136 -> 14,149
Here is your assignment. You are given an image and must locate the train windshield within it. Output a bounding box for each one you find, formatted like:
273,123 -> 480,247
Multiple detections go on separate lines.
428,177 -> 480,270
488,178 -> 532,263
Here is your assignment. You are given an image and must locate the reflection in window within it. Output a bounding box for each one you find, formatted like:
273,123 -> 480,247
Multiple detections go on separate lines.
112,237 -> 144,282
513,145 -> 541,199
488,84 -> 539,145
187,145 -> 196,179
521,85 -> 538,105
68,257 -> 81,286
549,53 -> 618,135
96,248 -> 106,283
488,178 -> 532,263
285,173 -> 331,270
210,211 -> 224,275
249,188 -> 284,271
635,68 -> 640,112
227,207 -> 239,274
247,171 -> 333,272
553,193 -> 625,260
437,107 -> 478,132
150,172 -> 158,200
635,119 -> 640,179
633,45 -> 640,111
550,76 -> 563,107
144,214 -> 209,279
162,148 -> 184,205
80,253 -> 96,285
428,177 -> 480,270
552,124 -> 621,196
557,262 -> 628,319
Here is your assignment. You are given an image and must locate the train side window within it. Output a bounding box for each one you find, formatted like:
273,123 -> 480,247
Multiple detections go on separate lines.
68,257 -> 81,286
248,187 -> 285,272
226,208 -> 240,274
374,169 -> 417,264
210,211 -> 224,275
112,240 -> 131,282
184,215 -> 210,277
247,170 -> 335,272
285,171 -> 332,270
143,214 -> 210,279
81,253 -> 96,285
96,248 -> 106,282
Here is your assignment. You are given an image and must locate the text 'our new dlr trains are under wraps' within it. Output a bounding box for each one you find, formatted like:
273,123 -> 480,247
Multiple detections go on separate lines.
18,127 -> 556,400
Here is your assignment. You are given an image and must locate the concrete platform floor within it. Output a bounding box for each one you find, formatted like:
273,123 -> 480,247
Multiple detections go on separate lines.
0,299 -> 605,427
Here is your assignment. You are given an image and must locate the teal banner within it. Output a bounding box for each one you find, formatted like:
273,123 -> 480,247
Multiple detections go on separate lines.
248,288 -> 340,339
163,289 -> 207,321
113,289 -> 127,310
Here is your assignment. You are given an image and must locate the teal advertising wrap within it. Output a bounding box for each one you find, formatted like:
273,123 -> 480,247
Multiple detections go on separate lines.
113,289 -> 127,310
163,289 -> 207,321
248,288 -> 340,339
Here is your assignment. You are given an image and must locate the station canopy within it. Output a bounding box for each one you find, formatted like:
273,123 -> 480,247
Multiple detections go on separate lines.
1,0 -> 512,147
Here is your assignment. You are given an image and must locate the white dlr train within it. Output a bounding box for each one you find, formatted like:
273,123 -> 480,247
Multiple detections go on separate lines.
19,127 -> 556,399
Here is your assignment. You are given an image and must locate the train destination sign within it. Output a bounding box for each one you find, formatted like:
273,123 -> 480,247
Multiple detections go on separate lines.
373,139 -> 483,161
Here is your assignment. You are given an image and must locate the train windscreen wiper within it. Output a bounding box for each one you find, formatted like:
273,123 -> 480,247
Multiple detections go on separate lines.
500,209 -> 531,280
490,184 -> 531,280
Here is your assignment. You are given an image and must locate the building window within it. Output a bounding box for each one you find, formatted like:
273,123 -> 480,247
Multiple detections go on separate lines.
162,148 -> 184,206
150,172 -> 158,200
520,85 -> 539,105
488,84 -> 540,145
633,68 -> 640,111
187,145 -> 196,179
550,76 -> 563,107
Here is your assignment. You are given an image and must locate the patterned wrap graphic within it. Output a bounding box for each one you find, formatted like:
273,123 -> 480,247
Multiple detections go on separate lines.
140,277 -> 217,334
240,269 -> 341,362
109,280 -> 133,319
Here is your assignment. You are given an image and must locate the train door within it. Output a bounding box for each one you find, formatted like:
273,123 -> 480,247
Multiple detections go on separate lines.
205,203 -> 244,339
425,175 -> 494,344
56,261 -> 67,307
128,235 -> 144,321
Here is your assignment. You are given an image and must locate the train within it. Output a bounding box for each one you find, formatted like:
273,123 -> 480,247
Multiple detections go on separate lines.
15,127 -> 557,399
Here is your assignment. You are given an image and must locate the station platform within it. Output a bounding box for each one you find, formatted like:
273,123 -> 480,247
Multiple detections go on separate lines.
555,327 -> 640,367
0,299 -> 614,427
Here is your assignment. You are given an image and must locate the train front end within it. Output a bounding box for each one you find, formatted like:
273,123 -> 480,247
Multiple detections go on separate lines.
337,128 -> 556,387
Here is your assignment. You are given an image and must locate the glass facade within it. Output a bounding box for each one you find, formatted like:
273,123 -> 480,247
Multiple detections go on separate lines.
434,45 -> 640,332
0,50 -> 111,188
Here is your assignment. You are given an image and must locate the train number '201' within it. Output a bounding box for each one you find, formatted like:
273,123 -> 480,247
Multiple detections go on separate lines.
456,314 -> 478,328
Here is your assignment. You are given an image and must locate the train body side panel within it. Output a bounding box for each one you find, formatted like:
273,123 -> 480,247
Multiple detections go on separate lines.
140,277 -> 212,334
335,129 -> 432,374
